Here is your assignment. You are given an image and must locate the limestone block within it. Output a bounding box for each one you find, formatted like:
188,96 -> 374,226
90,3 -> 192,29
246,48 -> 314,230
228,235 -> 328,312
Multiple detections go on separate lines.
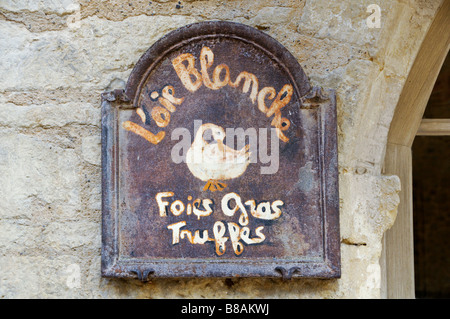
312,59 -> 379,170
0,102 -> 100,128
0,0 -> 78,14
339,172 -> 400,245
0,220 -> 41,254
0,255 -> 86,298
338,244 -> 383,298
250,6 -> 296,28
0,131 -> 81,219
351,69 -> 404,169
0,256 -> 42,298
0,14 -> 197,93
42,220 -> 100,251
378,0 -> 443,76
297,0 -> 386,47
82,135 -> 101,166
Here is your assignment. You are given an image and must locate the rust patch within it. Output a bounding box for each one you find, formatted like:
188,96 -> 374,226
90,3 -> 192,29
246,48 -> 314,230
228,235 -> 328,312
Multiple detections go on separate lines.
101,21 -> 340,280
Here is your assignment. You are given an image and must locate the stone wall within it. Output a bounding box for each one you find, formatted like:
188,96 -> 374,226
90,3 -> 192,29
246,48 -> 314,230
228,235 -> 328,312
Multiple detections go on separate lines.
0,0 -> 442,298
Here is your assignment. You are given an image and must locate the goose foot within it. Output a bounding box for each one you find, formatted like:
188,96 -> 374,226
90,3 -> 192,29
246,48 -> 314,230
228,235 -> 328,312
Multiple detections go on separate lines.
203,180 -> 228,192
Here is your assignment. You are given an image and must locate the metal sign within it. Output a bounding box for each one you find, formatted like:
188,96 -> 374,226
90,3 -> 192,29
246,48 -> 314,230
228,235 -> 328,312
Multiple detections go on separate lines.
101,21 -> 340,280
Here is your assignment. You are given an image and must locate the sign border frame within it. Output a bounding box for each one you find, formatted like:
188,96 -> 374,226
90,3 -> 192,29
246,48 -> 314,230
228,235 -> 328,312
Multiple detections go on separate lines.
101,21 -> 340,281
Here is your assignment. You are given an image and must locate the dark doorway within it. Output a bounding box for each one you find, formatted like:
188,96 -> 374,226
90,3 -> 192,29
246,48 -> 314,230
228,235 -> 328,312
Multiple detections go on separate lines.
412,53 -> 450,298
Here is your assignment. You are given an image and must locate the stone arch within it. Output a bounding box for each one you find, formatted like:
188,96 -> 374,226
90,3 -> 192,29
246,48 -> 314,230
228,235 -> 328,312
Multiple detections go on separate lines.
382,0 -> 450,299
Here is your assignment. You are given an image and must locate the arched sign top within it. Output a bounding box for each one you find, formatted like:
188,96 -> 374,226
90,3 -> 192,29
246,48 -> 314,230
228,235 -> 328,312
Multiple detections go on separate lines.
124,21 -> 311,106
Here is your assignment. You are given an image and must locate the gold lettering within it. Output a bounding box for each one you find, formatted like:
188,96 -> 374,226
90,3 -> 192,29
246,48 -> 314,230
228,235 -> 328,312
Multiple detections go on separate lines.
122,121 -> 165,145
158,97 -> 176,113
213,221 -> 228,256
212,64 -> 230,89
240,226 -> 265,244
169,47 -> 294,146
271,113 -> 290,142
136,108 -> 146,123
193,230 -> 212,244
229,71 -> 259,104
180,229 -> 194,244
170,200 -> 185,216
156,192 -> 174,216
172,53 -> 202,92
151,106 -> 170,128
200,47 -> 230,90
193,198 -> 214,220
245,199 -> 283,220
227,222 -> 244,255
221,192 -> 249,226
162,85 -> 184,105
257,86 -> 276,114
160,192 -> 281,254
167,221 -> 186,244
266,84 -> 293,118
271,200 -> 284,220
200,46 -> 216,89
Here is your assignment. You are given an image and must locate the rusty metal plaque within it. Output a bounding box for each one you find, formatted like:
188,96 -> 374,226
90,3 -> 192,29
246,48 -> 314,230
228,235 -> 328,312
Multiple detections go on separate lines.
101,21 -> 340,280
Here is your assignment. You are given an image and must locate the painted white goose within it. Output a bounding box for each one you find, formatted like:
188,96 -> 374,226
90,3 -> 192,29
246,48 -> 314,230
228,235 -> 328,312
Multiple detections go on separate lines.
186,123 -> 251,192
